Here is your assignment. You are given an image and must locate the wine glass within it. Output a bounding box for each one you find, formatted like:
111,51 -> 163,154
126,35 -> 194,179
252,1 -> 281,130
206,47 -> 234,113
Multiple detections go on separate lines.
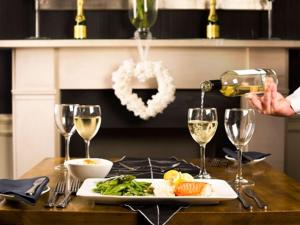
128,0 -> 158,39
74,105 -> 101,158
224,108 -> 255,186
54,104 -> 77,171
188,108 -> 218,179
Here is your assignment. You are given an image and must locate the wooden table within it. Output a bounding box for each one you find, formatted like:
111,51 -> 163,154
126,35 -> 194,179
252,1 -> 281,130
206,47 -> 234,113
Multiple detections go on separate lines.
1,157 -> 300,225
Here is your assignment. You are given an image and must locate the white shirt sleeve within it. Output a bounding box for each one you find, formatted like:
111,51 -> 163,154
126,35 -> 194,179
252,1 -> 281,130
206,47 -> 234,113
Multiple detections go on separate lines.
286,87 -> 300,113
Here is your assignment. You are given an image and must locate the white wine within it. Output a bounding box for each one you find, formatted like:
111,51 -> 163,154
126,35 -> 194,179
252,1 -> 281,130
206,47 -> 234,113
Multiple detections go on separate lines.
220,84 -> 264,97
188,120 -> 218,145
74,116 -> 101,141
200,69 -> 278,97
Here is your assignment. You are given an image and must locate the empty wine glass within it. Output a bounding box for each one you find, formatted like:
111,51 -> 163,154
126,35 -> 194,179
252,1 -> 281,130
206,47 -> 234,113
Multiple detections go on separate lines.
188,108 -> 218,179
74,105 -> 101,158
54,104 -> 77,171
224,108 -> 255,186
128,0 -> 158,39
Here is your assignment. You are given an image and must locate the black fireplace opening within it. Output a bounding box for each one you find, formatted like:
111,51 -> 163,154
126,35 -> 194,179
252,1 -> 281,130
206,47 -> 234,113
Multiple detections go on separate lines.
61,89 -> 239,159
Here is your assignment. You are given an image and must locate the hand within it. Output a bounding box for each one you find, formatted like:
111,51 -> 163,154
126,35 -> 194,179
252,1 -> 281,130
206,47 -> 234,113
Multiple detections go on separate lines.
246,81 -> 295,116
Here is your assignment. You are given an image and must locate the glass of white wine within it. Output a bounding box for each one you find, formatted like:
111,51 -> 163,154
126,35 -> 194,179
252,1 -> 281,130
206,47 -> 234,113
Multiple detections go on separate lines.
224,108 -> 255,186
188,108 -> 218,179
54,104 -> 77,171
74,105 -> 101,159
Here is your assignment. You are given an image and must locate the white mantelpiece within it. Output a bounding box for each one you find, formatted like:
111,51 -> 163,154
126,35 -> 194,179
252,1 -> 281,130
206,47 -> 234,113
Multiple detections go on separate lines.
2,39 -> 296,177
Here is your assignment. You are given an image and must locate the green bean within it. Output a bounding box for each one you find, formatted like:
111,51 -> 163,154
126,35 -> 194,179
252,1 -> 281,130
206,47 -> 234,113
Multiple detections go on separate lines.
93,175 -> 154,196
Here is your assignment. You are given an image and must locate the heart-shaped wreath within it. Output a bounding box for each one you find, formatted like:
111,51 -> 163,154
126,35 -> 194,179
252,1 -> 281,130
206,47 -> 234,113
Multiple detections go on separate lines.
112,60 -> 176,120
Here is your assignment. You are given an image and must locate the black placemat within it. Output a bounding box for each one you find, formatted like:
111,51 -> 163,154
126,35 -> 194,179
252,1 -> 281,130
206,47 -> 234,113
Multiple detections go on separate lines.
106,157 -> 199,225
108,156 -> 199,179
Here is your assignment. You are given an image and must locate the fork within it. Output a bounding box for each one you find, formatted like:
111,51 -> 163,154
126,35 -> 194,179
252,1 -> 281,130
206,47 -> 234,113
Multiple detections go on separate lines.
45,176 -> 65,208
243,188 -> 268,210
56,179 -> 81,208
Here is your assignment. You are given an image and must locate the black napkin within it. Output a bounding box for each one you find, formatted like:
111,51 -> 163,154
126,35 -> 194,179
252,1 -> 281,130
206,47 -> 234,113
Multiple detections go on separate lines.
107,157 -> 199,225
222,147 -> 271,164
0,176 -> 49,205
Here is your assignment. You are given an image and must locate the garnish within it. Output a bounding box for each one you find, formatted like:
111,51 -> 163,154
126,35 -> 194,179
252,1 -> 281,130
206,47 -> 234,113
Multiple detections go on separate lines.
93,175 -> 154,196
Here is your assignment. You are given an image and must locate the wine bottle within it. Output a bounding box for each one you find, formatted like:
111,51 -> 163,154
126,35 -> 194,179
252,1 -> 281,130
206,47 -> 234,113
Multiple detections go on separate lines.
206,0 -> 220,39
200,69 -> 278,97
74,0 -> 87,39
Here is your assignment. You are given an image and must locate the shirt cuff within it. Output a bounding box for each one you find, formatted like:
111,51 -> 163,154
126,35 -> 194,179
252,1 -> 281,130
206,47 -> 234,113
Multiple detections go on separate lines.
286,94 -> 300,114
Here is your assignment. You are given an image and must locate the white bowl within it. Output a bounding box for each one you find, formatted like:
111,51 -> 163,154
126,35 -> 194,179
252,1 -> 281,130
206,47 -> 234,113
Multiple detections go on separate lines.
65,158 -> 113,180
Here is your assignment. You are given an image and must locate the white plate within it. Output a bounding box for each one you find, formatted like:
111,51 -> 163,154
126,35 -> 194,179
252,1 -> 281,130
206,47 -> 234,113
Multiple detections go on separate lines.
0,186 -> 50,202
77,178 -> 237,205
225,155 -> 266,165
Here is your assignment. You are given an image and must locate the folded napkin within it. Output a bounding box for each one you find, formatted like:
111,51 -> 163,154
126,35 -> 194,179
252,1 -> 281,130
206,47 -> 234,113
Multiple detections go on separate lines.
0,176 -> 49,205
222,147 -> 271,164
107,156 -> 199,225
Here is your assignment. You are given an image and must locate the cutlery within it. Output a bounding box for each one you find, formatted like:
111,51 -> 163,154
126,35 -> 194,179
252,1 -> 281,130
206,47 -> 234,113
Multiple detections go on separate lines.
56,179 -> 81,208
233,187 -> 253,210
243,188 -> 268,209
45,176 -> 65,208
25,177 -> 46,196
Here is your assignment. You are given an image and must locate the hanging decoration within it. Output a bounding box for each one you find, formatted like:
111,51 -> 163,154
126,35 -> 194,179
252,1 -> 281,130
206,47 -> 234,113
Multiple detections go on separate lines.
112,0 -> 176,120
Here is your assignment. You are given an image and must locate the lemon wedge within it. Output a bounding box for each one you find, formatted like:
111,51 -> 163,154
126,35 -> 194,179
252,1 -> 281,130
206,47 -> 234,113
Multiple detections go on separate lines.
164,170 -> 194,186
174,173 -> 194,185
163,170 -> 180,183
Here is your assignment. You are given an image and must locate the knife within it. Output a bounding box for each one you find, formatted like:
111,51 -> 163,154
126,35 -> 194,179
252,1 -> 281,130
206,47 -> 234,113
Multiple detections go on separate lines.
25,177 -> 46,196
233,187 -> 253,210
243,188 -> 268,210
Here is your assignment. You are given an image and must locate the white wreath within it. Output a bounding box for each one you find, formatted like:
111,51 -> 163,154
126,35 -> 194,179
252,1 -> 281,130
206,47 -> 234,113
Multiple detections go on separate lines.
112,59 -> 176,120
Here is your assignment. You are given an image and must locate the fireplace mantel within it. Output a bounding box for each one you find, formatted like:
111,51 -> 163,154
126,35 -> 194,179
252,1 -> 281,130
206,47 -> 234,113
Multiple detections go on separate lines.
3,39 -> 291,177
1,39 -> 300,48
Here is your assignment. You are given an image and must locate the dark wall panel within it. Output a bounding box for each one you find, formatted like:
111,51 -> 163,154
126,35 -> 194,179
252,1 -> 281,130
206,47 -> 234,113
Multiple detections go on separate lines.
289,49 -> 300,94
0,50 -> 11,113
39,10 -> 268,40
0,0 -> 33,39
0,0 -> 300,40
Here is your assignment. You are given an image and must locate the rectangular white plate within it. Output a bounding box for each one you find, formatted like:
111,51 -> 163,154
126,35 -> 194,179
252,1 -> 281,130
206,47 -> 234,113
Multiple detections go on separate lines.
77,178 -> 237,205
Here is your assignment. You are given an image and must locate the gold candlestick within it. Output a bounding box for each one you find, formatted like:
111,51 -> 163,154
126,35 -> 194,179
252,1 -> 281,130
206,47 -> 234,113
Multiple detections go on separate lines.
74,0 -> 87,39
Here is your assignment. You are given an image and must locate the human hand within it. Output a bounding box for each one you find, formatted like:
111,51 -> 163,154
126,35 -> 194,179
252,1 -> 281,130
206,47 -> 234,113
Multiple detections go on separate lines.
246,80 -> 295,116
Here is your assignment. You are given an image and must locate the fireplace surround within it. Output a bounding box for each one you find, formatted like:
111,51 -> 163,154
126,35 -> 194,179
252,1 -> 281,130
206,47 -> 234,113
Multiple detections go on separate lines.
4,39 -> 289,177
